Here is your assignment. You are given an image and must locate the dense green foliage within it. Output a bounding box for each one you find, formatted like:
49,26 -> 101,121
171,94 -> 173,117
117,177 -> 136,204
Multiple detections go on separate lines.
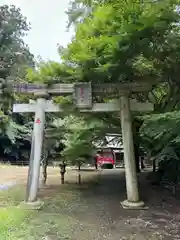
0,5 -> 34,163
64,0 -> 180,184
0,5 -> 34,79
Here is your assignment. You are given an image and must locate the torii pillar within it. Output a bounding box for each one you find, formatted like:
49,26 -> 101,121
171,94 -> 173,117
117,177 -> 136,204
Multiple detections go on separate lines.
20,91 -> 48,209
120,94 -> 145,209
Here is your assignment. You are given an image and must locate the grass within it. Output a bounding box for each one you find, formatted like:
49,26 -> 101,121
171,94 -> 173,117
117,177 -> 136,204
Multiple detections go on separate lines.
0,186 -> 32,240
0,185 -> 80,240
0,171 -> 98,240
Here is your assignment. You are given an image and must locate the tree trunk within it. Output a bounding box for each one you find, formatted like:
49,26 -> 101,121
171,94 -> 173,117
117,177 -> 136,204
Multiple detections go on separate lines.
59,161 -> 66,184
94,156 -> 98,170
134,144 -> 140,172
140,158 -> 145,170
78,162 -> 81,184
39,151 -> 48,188
132,118 -> 143,173
42,158 -> 48,185
153,159 -> 156,172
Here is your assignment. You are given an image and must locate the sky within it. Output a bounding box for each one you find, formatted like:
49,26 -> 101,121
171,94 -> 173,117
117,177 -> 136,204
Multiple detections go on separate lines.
1,0 -> 73,62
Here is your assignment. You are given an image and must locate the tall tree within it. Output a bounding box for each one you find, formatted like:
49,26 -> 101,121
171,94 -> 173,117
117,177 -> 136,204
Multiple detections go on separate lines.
0,4 -> 34,80
23,0 -> 180,174
0,5 -> 35,163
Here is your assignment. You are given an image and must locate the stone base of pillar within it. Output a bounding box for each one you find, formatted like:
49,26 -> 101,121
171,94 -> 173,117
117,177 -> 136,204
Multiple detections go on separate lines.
18,199 -> 44,210
121,200 -> 148,210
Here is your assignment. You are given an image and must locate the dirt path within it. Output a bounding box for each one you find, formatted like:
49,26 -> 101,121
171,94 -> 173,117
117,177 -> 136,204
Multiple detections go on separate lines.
40,169 -> 180,240
0,166 -> 81,185
79,169 -> 180,239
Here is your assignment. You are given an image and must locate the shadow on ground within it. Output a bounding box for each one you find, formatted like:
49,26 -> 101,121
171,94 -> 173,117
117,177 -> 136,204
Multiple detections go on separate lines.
37,169 -> 180,240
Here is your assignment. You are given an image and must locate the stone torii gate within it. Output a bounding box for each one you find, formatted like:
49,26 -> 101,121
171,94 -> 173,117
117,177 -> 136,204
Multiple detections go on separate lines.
12,82 -> 153,209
